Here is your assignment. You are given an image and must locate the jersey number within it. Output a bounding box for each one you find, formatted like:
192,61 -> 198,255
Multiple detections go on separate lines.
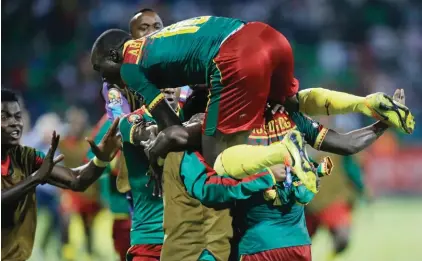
150,16 -> 211,39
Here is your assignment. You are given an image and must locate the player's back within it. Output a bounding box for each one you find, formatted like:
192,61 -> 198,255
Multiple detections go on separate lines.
139,16 -> 244,86
236,187 -> 310,254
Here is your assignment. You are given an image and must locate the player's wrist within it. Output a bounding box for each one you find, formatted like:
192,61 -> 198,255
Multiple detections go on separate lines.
93,157 -> 109,168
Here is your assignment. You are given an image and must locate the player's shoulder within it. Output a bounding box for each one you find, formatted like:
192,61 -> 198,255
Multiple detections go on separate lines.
12,145 -> 38,158
120,106 -> 154,126
9,145 -> 44,168
122,38 -> 146,65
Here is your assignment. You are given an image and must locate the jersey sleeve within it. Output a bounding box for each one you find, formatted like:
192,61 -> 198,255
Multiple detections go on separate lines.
181,151 -> 276,205
275,176 -> 315,206
33,149 -> 45,171
292,182 -> 315,205
119,116 -> 133,144
289,111 -> 329,150
120,63 -> 162,110
86,118 -> 112,161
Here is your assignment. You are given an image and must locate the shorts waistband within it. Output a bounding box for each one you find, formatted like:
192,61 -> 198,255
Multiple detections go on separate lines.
220,23 -> 245,47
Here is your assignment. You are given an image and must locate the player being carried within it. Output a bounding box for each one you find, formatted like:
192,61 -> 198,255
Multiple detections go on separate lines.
1,88 -> 121,261
90,16 -> 415,193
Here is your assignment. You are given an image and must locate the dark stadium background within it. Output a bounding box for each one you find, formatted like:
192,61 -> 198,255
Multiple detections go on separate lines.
2,0 -> 422,260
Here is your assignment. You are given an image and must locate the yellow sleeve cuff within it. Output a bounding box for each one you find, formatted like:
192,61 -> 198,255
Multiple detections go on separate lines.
129,125 -> 137,145
313,127 -> 329,150
147,93 -> 165,111
93,157 -> 108,168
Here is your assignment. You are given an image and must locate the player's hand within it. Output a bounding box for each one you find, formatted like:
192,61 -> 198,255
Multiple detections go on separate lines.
392,89 -> 405,105
269,164 -> 287,182
141,130 -> 166,197
33,131 -> 64,183
146,164 -> 164,197
86,117 -> 122,162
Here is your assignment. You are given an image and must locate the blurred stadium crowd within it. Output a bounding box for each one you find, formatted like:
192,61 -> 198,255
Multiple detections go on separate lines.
3,0 -> 422,136
2,0 -> 422,260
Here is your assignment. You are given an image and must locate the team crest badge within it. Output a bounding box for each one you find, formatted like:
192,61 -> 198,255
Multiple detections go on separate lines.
127,114 -> 142,124
108,88 -> 123,105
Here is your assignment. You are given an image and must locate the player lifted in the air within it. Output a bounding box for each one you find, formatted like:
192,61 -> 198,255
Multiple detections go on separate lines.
90,16 -> 415,193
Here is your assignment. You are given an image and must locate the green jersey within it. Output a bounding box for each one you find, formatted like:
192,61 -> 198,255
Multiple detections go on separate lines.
237,109 -> 328,255
86,115 -> 129,215
121,16 -> 244,105
119,107 -> 164,246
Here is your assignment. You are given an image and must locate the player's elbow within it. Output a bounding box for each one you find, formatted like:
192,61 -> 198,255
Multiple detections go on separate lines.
70,180 -> 88,192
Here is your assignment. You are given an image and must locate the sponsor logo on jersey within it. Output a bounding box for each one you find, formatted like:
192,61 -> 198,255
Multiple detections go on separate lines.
248,111 -> 296,144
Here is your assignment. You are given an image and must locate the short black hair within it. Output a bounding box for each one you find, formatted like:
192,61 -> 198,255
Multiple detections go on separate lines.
1,88 -> 19,103
134,8 -> 156,16
91,29 -> 131,69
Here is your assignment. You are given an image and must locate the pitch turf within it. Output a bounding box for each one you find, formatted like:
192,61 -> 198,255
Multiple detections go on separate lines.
28,197 -> 422,261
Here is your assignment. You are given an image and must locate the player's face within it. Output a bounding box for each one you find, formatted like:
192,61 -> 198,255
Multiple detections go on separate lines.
130,12 -> 163,39
97,65 -> 122,85
162,88 -> 179,111
1,102 -> 23,146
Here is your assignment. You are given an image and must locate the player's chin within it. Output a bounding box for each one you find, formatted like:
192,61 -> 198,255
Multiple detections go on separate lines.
102,69 -> 122,84
5,138 -> 20,146
166,100 -> 177,109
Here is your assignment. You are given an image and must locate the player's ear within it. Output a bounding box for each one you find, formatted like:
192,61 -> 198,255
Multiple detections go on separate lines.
109,49 -> 121,63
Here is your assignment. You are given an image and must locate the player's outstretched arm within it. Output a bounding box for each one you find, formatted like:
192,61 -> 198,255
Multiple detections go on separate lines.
1,133 -> 63,203
121,64 -> 181,130
319,89 -> 405,155
178,152 -> 286,205
319,122 -> 388,155
140,113 -> 205,167
47,118 -> 121,192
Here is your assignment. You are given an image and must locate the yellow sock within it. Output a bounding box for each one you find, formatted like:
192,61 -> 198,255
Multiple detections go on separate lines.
298,88 -> 372,116
213,142 -> 291,179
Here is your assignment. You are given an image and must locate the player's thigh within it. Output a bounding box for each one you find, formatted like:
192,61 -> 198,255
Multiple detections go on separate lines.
204,55 -> 271,137
201,130 -> 251,166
